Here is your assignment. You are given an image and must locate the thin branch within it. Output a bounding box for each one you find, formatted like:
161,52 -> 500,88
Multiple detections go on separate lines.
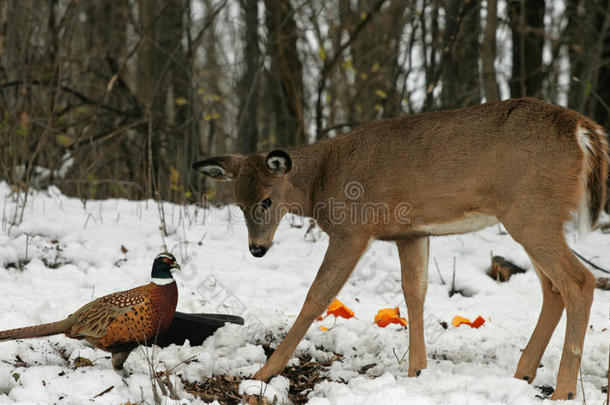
422,1 -> 470,110
572,250 -> 610,274
68,118 -> 148,151
189,0 -> 228,53
0,80 -> 138,117
318,122 -> 357,136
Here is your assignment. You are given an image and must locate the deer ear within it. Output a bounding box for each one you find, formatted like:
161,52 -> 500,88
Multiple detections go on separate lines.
266,150 -> 292,176
192,155 -> 243,182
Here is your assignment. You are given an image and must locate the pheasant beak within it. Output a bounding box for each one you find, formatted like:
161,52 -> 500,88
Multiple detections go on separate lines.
171,262 -> 181,271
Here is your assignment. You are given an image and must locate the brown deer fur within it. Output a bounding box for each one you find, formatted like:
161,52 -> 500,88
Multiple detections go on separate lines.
193,98 -> 608,400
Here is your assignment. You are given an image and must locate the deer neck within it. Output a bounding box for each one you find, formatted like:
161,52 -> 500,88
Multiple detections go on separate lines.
286,142 -> 328,218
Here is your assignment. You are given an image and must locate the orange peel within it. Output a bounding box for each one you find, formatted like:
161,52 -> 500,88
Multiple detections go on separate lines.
374,307 -> 408,328
317,298 -> 354,321
452,315 -> 486,328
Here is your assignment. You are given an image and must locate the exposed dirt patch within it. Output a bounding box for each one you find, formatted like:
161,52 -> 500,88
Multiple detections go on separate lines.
534,385 -> 554,399
487,255 -> 527,282
596,277 -> 610,290
4,259 -> 30,270
180,347 -> 343,404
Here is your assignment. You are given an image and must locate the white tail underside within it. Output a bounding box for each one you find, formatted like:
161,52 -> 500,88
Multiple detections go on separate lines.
575,126 -> 593,238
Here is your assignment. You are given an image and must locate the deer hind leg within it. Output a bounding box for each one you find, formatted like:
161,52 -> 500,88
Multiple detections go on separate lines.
514,259 -> 564,383
502,218 -> 595,400
396,237 -> 429,377
253,234 -> 370,382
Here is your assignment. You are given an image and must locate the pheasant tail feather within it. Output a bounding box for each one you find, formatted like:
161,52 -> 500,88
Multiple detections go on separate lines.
0,318 -> 73,341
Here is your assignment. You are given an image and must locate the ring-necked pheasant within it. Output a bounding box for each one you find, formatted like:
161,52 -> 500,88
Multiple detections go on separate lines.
0,252 -> 180,370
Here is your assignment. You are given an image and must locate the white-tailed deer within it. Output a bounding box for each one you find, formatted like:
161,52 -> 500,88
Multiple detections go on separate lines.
193,98 -> 608,400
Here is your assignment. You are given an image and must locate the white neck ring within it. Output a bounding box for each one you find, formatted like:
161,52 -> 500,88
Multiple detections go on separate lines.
151,277 -> 175,285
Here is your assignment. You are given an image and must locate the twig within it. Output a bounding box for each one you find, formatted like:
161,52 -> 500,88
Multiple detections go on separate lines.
24,234 -> 29,263
139,343 -> 161,405
67,118 -> 148,151
319,122 -> 358,137
0,80 -> 136,117
93,385 -> 114,398
579,365 -> 586,405
572,250 -> 610,274
450,257 -> 457,295
163,354 -> 199,375
392,347 -> 408,365
433,257 -> 446,285
607,305 -> 610,405
83,213 -> 96,229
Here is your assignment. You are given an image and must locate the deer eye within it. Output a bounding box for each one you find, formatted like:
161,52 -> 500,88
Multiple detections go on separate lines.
260,197 -> 272,211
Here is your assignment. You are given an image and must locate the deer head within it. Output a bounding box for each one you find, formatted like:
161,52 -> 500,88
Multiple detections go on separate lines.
192,150 -> 293,257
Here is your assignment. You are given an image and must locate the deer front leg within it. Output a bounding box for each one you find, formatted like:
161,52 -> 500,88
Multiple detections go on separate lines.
254,234 -> 370,381
396,238 -> 429,377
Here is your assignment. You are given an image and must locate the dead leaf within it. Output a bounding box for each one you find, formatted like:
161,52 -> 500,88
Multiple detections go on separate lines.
73,356 -> 93,368
93,385 -> 114,398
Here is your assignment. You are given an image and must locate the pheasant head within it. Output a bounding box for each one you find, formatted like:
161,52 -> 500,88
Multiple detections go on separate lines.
151,252 -> 181,285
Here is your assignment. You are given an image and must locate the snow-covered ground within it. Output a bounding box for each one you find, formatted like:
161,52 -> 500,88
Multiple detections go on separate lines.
0,182 -> 607,404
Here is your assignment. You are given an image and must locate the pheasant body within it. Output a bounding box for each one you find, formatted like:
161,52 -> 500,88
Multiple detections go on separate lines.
0,252 -> 180,370
67,281 -> 178,350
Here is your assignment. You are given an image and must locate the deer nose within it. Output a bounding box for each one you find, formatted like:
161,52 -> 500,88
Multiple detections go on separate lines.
249,244 -> 267,257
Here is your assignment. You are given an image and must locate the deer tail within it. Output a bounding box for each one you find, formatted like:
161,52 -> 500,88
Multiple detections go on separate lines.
576,123 -> 609,235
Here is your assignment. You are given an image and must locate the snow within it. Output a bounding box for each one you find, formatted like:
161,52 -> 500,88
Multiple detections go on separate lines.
239,376 -> 290,403
0,182 -> 608,404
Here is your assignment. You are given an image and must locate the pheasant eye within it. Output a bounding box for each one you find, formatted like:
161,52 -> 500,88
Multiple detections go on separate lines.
260,197 -> 272,211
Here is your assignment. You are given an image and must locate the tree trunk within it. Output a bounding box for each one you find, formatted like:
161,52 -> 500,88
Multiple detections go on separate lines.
508,0 -> 545,98
0,0 -> 8,61
238,0 -> 260,154
440,0 -> 481,109
594,34 -> 610,130
565,0 -> 597,113
138,0 -> 172,197
159,0 -> 198,199
264,0 -> 305,148
583,0 -> 610,126
346,0 -> 406,122
421,0 -> 441,111
202,0 -> 226,156
482,0 -> 500,102
86,1 -> 128,102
